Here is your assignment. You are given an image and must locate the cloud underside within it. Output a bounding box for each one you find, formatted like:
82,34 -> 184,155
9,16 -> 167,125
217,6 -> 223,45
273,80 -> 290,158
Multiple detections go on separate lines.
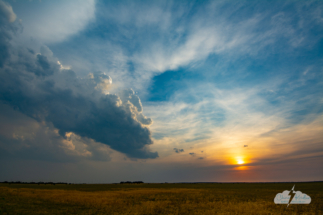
0,4 -> 157,160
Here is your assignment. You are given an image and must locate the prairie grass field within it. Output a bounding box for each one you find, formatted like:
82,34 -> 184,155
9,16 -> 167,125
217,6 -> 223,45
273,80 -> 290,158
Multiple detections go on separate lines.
0,182 -> 322,214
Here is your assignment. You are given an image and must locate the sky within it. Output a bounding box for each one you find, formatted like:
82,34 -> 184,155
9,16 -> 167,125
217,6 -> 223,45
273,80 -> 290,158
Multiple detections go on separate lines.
0,0 -> 322,183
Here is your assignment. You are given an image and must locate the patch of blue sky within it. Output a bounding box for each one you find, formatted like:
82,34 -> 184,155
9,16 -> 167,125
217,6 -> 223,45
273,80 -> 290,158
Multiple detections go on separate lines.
147,68 -> 204,102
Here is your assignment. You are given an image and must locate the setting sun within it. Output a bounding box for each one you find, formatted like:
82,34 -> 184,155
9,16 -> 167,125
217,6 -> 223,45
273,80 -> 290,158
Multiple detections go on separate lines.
237,159 -> 244,165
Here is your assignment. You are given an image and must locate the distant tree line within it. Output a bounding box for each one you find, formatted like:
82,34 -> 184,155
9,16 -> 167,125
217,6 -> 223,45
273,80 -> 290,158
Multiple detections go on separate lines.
120,181 -> 144,184
0,181 -> 71,185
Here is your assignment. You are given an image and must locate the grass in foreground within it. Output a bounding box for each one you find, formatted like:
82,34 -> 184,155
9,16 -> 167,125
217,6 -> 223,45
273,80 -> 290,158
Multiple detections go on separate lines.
0,182 -> 322,214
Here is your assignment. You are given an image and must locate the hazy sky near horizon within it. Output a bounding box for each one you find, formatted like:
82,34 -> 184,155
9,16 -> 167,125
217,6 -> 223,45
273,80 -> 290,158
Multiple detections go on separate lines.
0,0 -> 322,183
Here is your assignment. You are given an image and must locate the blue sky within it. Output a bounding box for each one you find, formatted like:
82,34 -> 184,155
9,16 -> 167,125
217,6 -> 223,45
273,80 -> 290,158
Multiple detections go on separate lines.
0,0 -> 322,183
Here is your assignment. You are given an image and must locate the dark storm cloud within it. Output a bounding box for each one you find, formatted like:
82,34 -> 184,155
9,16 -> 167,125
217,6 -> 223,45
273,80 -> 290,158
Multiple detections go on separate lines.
0,103 -> 113,163
173,148 -> 184,153
0,0 -> 16,67
35,54 -> 53,76
0,6 -> 158,159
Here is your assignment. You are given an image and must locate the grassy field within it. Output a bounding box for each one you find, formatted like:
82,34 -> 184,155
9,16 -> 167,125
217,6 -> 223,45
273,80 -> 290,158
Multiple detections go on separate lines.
0,182 -> 322,214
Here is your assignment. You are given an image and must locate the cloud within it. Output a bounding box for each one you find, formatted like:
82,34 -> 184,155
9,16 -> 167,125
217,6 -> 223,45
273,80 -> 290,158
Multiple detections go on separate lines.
173,148 -> 184,153
0,0 -> 16,23
189,153 -> 195,156
118,89 -> 153,126
89,72 -> 113,92
0,10 -> 158,159
0,103 -> 112,162
0,0 -> 17,67
39,0 -> 323,101
145,72 -> 323,164
14,0 -> 96,43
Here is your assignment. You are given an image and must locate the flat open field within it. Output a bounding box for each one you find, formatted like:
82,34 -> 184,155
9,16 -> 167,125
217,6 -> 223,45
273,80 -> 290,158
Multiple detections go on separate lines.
0,182 -> 322,214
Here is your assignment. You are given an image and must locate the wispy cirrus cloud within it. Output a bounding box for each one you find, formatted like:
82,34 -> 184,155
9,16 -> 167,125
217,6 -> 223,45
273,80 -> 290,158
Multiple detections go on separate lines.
44,0 -> 323,96
146,73 -> 323,166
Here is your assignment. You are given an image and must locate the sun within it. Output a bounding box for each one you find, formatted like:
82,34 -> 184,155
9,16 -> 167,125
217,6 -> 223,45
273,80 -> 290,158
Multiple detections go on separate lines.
237,159 -> 244,165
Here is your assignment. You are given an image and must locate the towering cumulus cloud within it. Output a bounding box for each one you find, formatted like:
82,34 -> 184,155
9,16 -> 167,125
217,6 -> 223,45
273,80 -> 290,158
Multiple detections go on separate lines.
0,1 -> 158,159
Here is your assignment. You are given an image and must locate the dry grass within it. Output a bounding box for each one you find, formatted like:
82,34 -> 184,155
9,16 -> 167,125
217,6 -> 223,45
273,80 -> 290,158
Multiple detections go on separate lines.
0,183 -> 322,214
